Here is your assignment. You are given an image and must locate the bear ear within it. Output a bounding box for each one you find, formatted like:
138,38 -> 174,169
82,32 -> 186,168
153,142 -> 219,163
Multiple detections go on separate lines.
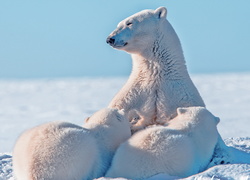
177,107 -> 188,115
118,109 -> 125,116
154,7 -> 167,19
84,117 -> 90,123
214,116 -> 220,125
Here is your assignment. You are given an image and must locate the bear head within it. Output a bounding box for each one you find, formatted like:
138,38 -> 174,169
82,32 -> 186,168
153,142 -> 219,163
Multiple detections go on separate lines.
106,7 -> 167,54
176,106 -> 220,127
84,108 -> 131,146
85,108 -> 129,127
175,107 -> 220,145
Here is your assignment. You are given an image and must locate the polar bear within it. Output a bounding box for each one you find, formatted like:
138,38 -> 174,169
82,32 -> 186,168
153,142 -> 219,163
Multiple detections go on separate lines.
106,107 -> 220,180
12,108 -> 131,180
106,7 -> 205,132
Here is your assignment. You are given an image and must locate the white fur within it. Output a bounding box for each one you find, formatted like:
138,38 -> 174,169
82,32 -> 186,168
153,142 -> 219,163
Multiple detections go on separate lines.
107,7 -> 205,132
106,107 -> 220,180
13,108 -> 131,180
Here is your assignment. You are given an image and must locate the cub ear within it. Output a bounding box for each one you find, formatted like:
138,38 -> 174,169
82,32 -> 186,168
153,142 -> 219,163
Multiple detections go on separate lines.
177,107 -> 188,115
118,109 -> 125,116
214,116 -> 220,125
154,7 -> 167,19
84,117 -> 90,123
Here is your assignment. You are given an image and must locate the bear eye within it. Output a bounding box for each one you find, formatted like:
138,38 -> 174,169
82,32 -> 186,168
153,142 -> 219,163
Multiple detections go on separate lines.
116,114 -> 122,122
126,22 -> 133,26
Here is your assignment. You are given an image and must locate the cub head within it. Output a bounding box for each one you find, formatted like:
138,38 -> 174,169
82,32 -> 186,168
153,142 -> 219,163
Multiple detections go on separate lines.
106,7 -> 167,54
84,108 -> 131,150
175,107 -> 220,140
176,107 -> 220,126
85,108 -> 128,126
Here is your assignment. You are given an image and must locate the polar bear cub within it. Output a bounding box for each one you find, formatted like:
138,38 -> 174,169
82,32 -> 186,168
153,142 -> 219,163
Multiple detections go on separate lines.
106,107 -> 220,179
13,108 -> 131,180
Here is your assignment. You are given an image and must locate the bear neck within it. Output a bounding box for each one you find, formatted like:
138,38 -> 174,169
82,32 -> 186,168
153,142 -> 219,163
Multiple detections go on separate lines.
131,20 -> 189,81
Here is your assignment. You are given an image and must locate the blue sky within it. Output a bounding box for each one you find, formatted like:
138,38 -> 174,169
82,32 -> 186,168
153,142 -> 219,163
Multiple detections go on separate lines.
0,0 -> 250,78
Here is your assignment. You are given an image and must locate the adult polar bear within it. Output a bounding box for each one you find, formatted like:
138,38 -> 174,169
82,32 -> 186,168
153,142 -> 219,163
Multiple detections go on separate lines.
107,7 -> 205,132
106,6 -> 250,173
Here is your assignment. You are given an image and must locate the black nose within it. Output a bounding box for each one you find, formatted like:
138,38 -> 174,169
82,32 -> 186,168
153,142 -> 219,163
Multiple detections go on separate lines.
106,37 -> 115,45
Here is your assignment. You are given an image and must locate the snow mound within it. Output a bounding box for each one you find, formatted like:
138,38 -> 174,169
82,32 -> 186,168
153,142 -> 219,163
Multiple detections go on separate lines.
225,137 -> 250,152
185,164 -> 250,180
0,154 -> 13,180
1,137 -> 249,180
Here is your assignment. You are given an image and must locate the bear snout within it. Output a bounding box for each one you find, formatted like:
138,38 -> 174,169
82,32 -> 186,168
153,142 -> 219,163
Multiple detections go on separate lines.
106,37 -> 115,45
106,35 -> 128,48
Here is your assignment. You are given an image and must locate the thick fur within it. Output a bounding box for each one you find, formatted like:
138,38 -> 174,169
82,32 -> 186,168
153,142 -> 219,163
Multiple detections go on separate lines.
106,107 -> 220,180
107,7 -> 205,132
13,108 -> 131,180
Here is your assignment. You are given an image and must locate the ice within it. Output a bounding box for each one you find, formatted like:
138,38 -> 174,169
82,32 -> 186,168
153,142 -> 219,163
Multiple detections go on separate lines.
0,73 -> 250,179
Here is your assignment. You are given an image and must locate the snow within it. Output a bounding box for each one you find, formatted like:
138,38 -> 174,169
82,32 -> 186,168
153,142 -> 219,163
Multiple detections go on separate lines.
0,73 -> 250,179
1,138 -> 249,180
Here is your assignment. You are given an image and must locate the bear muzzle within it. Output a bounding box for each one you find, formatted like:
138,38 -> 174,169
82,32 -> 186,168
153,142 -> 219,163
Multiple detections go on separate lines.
106,37 -> 115,45
106,36 -> 128,48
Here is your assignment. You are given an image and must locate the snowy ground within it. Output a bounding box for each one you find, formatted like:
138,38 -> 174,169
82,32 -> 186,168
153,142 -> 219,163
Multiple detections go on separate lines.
0,73 -> 250,179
